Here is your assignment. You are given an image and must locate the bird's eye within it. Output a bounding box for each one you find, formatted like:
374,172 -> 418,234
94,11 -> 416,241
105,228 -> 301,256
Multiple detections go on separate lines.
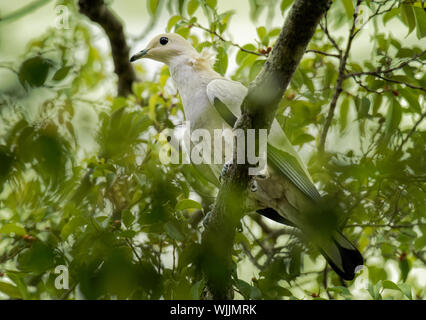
160,37 -> 168,45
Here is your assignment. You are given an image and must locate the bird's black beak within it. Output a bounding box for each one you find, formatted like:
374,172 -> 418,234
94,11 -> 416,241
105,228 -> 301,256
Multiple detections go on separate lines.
130,49 -> 149,62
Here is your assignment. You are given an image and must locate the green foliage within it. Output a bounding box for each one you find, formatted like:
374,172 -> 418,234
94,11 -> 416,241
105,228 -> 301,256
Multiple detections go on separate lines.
0,0 -> 424,300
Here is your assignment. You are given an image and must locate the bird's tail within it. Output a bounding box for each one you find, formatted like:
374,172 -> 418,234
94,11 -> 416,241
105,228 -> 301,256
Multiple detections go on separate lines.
257,207 -> 363,280
318,231 -> 364,280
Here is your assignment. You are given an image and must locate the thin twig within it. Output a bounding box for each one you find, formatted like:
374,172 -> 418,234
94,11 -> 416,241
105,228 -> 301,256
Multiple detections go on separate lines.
305,49 -> 340,58
319,16 -> 342,55
345,50 -> 426,78
186,20 -> 265,57
344,222 -> 425,229
375,74 -> 426,93
397,111 -> 426,152
318,0 -> 363,153
0,0 -> 52,24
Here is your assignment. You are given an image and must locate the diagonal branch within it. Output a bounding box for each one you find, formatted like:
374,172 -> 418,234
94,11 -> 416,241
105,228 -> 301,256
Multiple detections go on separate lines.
200,0 -> 331,300
78,0 -> 137,97
397,111 -> 426,153
0,0 -> 52,24
318,0 -> 362,154
184,19 -> 266,57
345,50 -> 426,78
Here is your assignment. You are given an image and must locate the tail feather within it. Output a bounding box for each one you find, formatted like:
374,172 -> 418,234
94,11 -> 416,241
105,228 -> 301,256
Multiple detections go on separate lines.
319,231 -> 363,280
255,208 -> 363,280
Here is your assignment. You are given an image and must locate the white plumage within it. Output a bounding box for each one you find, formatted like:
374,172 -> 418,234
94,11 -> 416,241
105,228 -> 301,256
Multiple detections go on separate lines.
131,33 -> 363,280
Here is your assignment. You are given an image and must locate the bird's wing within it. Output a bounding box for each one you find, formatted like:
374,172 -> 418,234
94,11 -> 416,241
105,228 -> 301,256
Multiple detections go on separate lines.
206,78 -> 247,120
206,78 -> 321,202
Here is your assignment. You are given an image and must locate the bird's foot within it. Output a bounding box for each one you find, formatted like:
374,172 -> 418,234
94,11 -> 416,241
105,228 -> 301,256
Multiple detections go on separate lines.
202,211 -> 212,228
248,169 -> 269,192
219,161 -> 232,183
202,203 -> 215,227
249,179 -> 258,192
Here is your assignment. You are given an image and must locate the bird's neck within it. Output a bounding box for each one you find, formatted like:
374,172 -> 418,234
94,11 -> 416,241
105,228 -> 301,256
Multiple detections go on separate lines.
168,54 -> 219,127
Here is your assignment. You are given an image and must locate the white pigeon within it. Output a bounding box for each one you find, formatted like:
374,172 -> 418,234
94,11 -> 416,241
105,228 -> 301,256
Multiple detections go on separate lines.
131,33 -> 363,280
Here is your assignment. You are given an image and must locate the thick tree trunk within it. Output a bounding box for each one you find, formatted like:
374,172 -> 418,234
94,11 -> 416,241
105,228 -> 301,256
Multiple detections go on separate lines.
201,0 -> 331,300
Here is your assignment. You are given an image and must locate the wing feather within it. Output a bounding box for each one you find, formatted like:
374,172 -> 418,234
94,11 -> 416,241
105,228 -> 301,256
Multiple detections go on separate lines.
206,78 -> 321,202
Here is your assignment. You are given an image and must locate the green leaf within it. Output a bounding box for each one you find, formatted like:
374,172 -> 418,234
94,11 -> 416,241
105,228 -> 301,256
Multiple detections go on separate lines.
358,96 -> 370,118
256,26 -> 267,40
368,281 -> 383,300
384,98 -> 402,140
190,280 -> 204,299
7,271 -> 29,299
167,15 -> 181,32
301,70 -> 314,93
413,6 -> 426,39
383,7 -> 400,25
176,25 -> 190,39
292,133 -> 315,146
148,0 -> 159,16
235,279 -> 254,299
372,93 -> 383,115
0,223 -> 26,236
0,281 -> 22,299
175,199 -> 202,211
213,46 -> 228,76
236,44 -> 257,65
122,210 -> 135,228
382,280 -> 401,292
342,0 -> 354,19
399,88 -> 421,113
0,147 -> 14,186
235,233 -> 250,247
206,0 -> 217,9
52,66 -> 71,81
399,283 -> 412,300
414,235 -> 426,251
328,286 -> 351,297
339,98 -> 350,133
17,242 -> 56,273
249,59 -> 265,82
400,4 -> 416,37
187,0 -> 199,16
164,221 -> 185,241
280,0 -> 293,14
275,286 -> 292,297
61,216 -> 86,239
250,285 -> 262,299
18,56 -> 52,88
399,258 -> 410,282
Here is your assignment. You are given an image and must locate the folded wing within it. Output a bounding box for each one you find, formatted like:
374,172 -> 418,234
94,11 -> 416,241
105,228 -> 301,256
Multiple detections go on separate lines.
206,78 -> 321,202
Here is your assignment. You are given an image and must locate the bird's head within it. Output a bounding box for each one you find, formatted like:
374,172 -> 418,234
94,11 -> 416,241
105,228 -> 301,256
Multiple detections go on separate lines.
130,33 -> 197,65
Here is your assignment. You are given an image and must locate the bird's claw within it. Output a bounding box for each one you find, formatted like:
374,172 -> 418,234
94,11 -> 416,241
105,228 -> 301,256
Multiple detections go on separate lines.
219,161 -> 232,183
249,179 -> 258,192
202,210 -> 212,227
248,168 -> 270,192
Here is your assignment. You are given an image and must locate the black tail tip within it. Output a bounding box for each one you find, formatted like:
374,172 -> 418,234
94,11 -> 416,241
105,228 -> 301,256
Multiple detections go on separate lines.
329,245 -> 364,280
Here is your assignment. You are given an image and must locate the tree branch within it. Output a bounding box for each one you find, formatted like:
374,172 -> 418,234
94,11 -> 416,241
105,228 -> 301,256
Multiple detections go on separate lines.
305,49 -> 340,58
0,0 -> 52,24
397,111 -> 426,152
345,50 -> 426,78
200,0 -> 331,300
318,0 -> 362,154
78,0 -> 136,97
184,19 -> 266,57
